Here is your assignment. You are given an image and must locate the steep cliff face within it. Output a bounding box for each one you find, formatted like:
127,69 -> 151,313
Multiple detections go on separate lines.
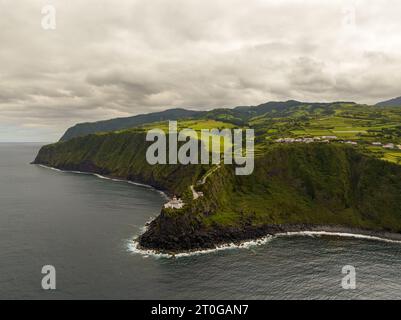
59,108 -> 204,141
138,144 -> 401,251
34,131 -> 206,196
34,133 -> 401,252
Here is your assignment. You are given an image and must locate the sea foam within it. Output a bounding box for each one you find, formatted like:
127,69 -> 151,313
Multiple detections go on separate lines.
127,235 -> 274,259
37,164 -> 169,198
128,229 -> 401,259
276,231 -> 401,244
38,165 -> 401,258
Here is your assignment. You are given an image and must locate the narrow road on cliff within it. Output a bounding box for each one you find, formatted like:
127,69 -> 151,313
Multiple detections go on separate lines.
190,164 -> 221,200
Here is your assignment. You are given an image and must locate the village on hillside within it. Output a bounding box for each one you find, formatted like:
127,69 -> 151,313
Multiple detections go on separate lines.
275,136 -> 401,151
163,134 -> 401,210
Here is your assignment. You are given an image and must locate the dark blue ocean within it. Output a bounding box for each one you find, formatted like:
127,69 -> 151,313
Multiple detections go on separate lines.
1,143 -> 401,299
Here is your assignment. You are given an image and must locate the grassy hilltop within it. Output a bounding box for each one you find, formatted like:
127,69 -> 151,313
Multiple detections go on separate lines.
34,101 -> 401,252
60,101 -> 401,164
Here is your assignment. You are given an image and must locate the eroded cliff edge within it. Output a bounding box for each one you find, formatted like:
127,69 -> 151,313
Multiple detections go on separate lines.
33,131 -> 401,253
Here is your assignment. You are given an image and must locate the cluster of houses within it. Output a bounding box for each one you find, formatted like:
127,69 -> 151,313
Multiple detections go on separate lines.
163,137 -> 400,211
275,136 -> 401,150
276,136 -> 341,144
371,142 -> 401,150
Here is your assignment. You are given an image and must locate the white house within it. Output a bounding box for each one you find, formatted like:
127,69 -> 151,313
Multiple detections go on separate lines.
383,143 -> 395,149
164,196 -> 184,209
303,138 -> 314,143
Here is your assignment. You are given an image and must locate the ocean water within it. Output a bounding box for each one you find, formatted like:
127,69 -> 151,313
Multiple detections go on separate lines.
1,143 -> 401,300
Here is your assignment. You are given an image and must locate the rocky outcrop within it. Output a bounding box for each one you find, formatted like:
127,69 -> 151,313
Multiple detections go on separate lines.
33,133 -> 401,254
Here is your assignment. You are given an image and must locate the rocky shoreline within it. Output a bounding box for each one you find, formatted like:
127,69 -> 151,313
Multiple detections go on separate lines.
33,161 -> 401,255
32,160 -> 174,197
137,222 -> 401,255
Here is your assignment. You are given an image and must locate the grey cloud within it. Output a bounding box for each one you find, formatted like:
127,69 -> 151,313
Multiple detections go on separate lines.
289,57 -> 335,93
1,0 -> 401,141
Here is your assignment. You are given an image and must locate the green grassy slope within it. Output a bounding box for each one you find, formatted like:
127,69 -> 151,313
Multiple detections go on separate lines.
58,100 -> 342,141
34,129 -> 401,251
59,108 -> 203,141
202,144 -> 401,230
60,101 -> 401,164
139,143 -> 401,251
35,131 -> 207,196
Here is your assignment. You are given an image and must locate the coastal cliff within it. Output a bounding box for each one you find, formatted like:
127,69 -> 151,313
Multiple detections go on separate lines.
33,130 -> 401,253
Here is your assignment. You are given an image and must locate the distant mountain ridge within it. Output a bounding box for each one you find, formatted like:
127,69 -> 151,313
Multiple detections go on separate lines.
60,100 -> 356,141
376,96 -> 401,107
60,101 -> 305,141
60,108 -> 204,141
34,99 -> 401,253
34,136 -> 401,253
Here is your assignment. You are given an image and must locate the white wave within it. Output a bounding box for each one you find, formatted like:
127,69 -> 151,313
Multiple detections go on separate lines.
128,229 -> 401,259
127,235 -> 273,259
127,181 -> 169,200
139,216 -> 156,234
38,164 -> 62,172
127,181 -> 152,188
70,171 -> 90,175
157,190 -> 170,200
276,231 -> 401,244
36,164 -> 169,198
92,173 -> 127,183
39,165 -> 401,256
93,173 -> 113,180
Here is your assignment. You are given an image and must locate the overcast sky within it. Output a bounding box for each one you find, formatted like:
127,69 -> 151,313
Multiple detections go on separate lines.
1,0 -> 401,141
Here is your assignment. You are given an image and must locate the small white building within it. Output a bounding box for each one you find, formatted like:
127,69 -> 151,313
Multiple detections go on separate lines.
372,142 -> 382,146
322,136 -> 338,140
303,138 -> 314,144
164,196 -> 184,209
383,143 -> 395,149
